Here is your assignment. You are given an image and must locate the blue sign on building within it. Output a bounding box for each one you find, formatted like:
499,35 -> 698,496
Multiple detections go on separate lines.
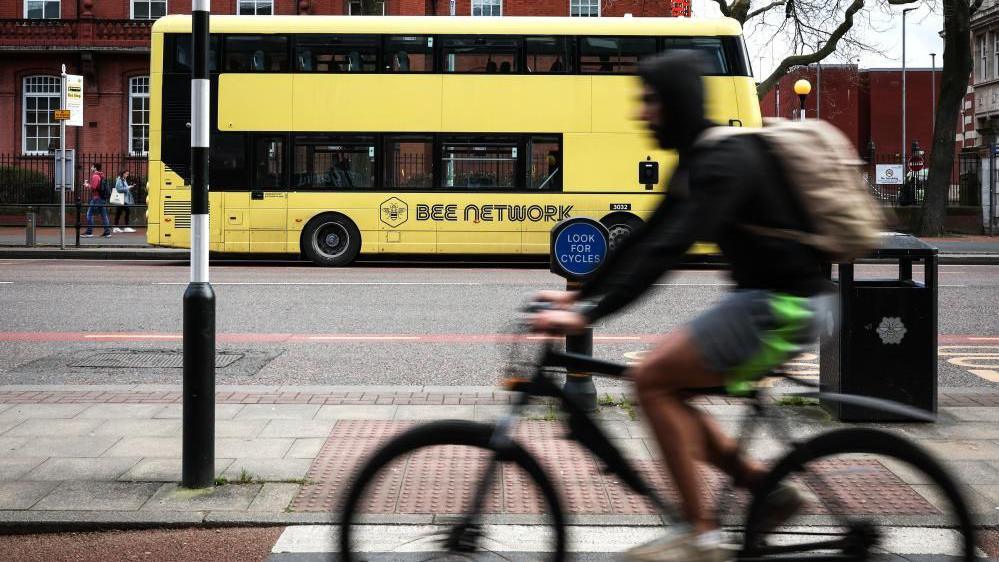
550,218 -> 609,280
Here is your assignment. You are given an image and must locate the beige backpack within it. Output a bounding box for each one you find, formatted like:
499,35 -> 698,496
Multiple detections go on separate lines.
697,118 -> 884,262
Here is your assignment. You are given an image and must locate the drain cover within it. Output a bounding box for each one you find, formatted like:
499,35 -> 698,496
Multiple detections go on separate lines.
71,351 -> 244,369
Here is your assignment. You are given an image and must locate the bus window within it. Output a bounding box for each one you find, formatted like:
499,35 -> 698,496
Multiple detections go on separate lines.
442,137 -> 519,189
441,36 -> 520,73
255,136 -> 286,189
579,36 -> 656,74
525,36 -> 572,74
662,37 -> 729,75
384,36 -> 434,72
385,136 -> 434,188
528,136 -> 561,191
224,36 -> 289,72
167,35 -> 219,73
296,35 -> 379,72
210,133 -> 247,189
294,136 -> 376,189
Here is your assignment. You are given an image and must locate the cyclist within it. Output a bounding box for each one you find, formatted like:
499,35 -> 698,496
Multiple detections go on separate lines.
529,52 -> 834,561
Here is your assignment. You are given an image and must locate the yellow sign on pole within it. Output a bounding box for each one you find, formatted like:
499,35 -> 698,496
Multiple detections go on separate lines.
54,109 -> 71,121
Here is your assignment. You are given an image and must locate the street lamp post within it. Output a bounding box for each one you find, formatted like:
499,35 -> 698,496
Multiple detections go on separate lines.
794,78 -> 812,121
930,52 -> 937,130
902,7 -> 917,163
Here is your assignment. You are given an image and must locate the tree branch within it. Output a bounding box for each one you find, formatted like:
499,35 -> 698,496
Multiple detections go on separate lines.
757,0 -> 867,97
971,0 -> 985,14
747,0 -> 788,21
712,0 -> 733,18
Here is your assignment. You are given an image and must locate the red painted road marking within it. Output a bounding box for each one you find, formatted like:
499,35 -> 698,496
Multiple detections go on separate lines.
0,332 -> 993,345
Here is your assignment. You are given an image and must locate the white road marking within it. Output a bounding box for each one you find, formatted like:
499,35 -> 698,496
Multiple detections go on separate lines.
969,337 -> 999,341
83,334 -> 180,340
272,525 -> 971,555
307,336 -> 421,341
0,281 -> 12,284
153,282 -> 482,286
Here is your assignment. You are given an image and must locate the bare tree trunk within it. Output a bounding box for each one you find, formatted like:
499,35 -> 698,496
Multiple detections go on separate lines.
918,0 -> 973,236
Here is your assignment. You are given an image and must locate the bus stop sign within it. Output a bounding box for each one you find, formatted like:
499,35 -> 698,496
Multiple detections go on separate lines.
550,218 -> 609,280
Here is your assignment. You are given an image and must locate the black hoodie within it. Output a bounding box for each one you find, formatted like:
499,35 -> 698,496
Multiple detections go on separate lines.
578,52 -> 831,322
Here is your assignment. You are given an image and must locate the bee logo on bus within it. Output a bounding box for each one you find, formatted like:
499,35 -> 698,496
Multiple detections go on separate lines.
380,197 -> 409,228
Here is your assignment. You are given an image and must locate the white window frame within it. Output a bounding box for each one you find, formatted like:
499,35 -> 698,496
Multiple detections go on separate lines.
22,75 -> 61,156
130,0 -> 168,20
24,0 -> 61,19
570,0 -> 600,17
471,0 -> 502,16
129,76 -> 151,156
237,0 -> 274,15
981,35 -> 988,82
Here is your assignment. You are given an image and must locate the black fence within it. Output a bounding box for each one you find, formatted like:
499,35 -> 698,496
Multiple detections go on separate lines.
864,151 -> 980,208
0,153 -> 148,226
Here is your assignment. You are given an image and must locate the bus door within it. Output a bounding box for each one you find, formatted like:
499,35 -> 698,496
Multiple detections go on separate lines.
248,136 -> 288,252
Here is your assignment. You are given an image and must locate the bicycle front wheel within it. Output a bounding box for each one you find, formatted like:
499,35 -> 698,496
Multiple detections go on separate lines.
338,419 -> 567,561
741,427 -> 976,561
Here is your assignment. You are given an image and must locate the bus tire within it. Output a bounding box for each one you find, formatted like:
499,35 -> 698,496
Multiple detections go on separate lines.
302,213 -> 361,267
601,213 -> 643,253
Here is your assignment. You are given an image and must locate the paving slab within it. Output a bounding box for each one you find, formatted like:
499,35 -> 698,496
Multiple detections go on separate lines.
103,437 -> 180,458
259,420 -> 336,439
473,405 -> 514,421
394,405 -> 475,420
608,438 -> 654,460
91,419 -> 183,437
77,404 -> 169,419
25,457 -> 142,481
215,438 -> 293,459
0,404 -> 89,419
248,482 -> 300,512
215,419 -> 269,438
234,404 -> 322,420
0,437 -> 29,454
0,481 -> 59,509
314,405 -> 397,420
223,458 -> 312,481
920,440 -> 999,461
4,418 -> 105,437
285,438 -> 325,459
32,481 -> 161,511
152,404 -> 246,420
14,436 -> 120,458
118,458 -> 234,482
141,483 -> 260,512
882,458 -> 999,486
0,458 -> 46,482
0,418 -> 24,435
942,407 -> 999,422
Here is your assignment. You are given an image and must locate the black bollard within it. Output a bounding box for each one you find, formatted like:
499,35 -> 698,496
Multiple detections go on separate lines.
562,284 -> 598,412
182,282 -> 215,488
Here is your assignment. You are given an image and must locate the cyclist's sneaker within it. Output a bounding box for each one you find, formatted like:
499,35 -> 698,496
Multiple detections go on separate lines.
622,529 -> 733,562
756,482 -> 817,533
123,227 -> 136,233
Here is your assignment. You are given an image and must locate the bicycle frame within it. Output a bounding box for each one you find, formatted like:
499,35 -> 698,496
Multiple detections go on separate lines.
466,341 -> 939,560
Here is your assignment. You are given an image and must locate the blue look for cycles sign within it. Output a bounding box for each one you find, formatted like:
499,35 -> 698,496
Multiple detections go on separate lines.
550,218 -> 609,280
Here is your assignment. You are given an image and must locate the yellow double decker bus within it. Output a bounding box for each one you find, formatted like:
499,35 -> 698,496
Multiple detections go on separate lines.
148,15 -> 760,265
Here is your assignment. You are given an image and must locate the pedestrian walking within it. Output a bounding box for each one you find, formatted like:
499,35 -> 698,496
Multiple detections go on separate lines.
111,170 -> 136,233
83,163 -> 111,238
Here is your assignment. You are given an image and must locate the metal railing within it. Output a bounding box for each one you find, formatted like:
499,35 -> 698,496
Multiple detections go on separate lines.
864,151 -> 980,208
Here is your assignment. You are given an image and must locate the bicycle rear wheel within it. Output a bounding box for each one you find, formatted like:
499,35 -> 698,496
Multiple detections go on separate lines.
338,419 -> 567,561
740,428 -> 976,561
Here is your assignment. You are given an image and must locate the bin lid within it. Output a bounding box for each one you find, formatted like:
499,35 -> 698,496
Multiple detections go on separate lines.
871,232 -> 938,257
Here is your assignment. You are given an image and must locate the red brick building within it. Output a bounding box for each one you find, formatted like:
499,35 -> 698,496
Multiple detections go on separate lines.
0,1 -> 680,157
760,64 -> 976,158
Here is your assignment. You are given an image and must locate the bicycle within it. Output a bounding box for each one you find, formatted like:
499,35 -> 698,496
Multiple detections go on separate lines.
338,316 -> 977,561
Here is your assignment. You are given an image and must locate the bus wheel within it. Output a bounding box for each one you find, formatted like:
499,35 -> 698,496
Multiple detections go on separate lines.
302,214 -> 361,266
601,214 -> 643,253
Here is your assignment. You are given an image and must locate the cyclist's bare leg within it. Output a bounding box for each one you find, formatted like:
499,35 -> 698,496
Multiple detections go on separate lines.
631,327 -> 767,533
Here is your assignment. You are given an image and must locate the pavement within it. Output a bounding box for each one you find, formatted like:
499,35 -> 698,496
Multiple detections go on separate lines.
0,383 -> 998,559
1,226 -> 997,263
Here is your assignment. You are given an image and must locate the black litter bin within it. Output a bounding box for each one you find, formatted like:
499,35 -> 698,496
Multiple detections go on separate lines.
820,233 -> 938,422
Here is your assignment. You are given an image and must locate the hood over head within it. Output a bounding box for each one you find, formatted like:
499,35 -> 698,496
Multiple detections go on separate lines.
637,52 -> 713,152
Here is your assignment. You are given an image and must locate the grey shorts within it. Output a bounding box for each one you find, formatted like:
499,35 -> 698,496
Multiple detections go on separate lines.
688,289 -> 835,393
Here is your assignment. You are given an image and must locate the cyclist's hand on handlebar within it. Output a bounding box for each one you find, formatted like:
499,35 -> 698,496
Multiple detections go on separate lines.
529,309 -> 588,335
533,290 -> 579,309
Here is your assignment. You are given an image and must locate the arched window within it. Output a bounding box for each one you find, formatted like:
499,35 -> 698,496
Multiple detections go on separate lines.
129,76 -> 151,155
22,75 -> 61,155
